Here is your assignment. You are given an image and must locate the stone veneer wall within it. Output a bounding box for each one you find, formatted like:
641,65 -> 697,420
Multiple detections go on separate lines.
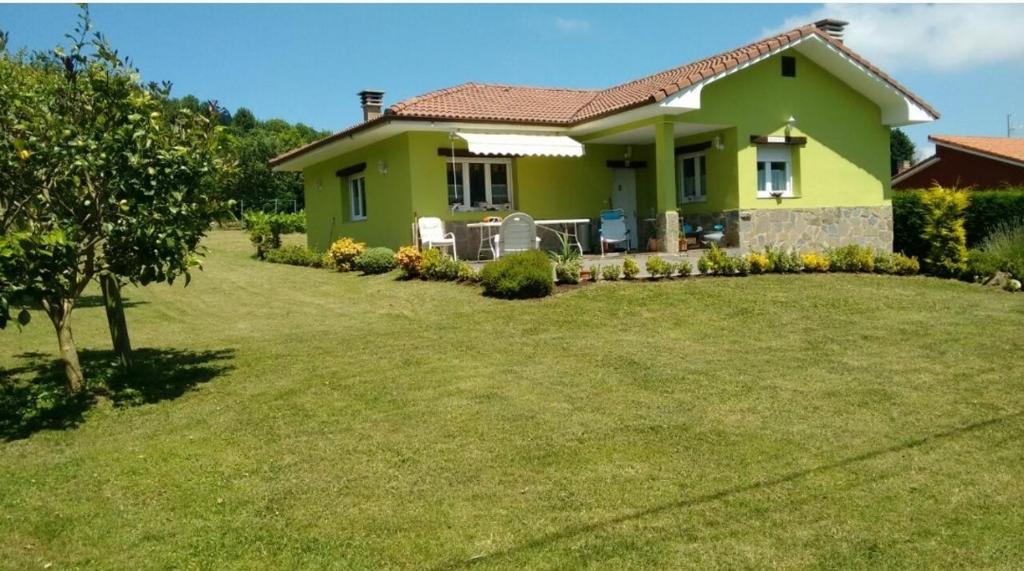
681,206 -> 893,252
738,205 -> 893,252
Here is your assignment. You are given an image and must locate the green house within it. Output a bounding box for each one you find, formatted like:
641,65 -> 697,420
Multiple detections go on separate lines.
271,19 -> 937,256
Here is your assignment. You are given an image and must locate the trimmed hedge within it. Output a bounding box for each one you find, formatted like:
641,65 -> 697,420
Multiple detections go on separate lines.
265,245 -> 324,267
894,189 -> 1024,259
480,250 -> 554,299
965,191 -> 1024,245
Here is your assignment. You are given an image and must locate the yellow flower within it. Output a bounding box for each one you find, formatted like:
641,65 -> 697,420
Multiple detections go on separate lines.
18,149 -> 31,161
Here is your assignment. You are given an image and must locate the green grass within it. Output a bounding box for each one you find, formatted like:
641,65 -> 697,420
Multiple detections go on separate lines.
2,230 -> 1024,569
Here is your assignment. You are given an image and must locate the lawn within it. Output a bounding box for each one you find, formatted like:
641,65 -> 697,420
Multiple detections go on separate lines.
2,230 -> 1023,569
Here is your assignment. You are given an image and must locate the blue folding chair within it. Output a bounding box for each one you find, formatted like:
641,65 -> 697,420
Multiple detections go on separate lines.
599,209 -> 631,256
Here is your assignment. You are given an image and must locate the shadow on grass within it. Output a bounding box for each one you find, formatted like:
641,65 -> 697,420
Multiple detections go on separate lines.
434,411 -> 1022,570
0,347 -> 234,441
15,294 -> 148,311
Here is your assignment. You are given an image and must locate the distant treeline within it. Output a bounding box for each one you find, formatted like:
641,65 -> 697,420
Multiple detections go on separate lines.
166,95 -> 328,212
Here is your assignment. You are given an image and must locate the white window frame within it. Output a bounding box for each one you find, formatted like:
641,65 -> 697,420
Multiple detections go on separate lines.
446,157 -> 514,211
756,145 -> 794,198
349,175 -> 366,221
676,152 -> 708,204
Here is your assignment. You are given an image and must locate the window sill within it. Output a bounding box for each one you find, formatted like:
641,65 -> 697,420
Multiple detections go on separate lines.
349,217 -> 367,222
756,192 -> 797,200
680,197 -> 708,204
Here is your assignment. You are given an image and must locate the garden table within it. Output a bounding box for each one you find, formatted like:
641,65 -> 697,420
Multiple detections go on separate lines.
466,218 -> 590,260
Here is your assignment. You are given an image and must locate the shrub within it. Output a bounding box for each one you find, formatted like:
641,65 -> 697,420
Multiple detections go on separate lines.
920,184 -> 969,277
394,246 -> 423,278
717,254 -> 738,275
645,256 -> 671,279
622,256 -> 640,280
479,250 -> 553,299
554,259 -> 582,284
827,244 -> 875,272
873,252 -> 897,274
733,255 -> 750,276
265,245 -> 324,267
244,211 -> 307,259
674,259 -> 693,277
602,264 -> 622,281
966,249 -> 1002,283
968,219 -> 1024,282
587,264 -> 600,282
697,244 -> 730,275
747,252 -> 770,274
964,190 -> 1024,246
457,261 -> 480,283
872,252 -> 919,275
1005,279 -> 1022,292
328,237 -> 366,271
891,253 -> 921,276
801,252 -> 830,272
420,248 -> 460,281
355,247 -> 397,275
764,245 -> 801,273
892,191 -> 929,259
244,211 -> 280,259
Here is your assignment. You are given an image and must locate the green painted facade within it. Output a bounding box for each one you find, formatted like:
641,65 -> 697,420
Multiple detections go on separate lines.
302,49 -> 892,252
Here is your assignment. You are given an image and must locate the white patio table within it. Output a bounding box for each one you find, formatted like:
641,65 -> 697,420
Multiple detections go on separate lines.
466,218 -> 590,260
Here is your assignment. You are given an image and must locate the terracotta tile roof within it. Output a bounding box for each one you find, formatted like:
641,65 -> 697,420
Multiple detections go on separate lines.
571,28 -> 809,121
272,22 -> 938,167
387,82 -> 599,125
929,135 -> 1024,165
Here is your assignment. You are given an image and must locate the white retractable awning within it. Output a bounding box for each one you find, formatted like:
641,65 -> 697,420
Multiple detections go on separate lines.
456,133 -> 585,157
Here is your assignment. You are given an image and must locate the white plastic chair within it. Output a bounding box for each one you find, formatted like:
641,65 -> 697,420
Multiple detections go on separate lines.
417,217 -> 457,260
599,209 -> 631,256
491,213 -> 541,259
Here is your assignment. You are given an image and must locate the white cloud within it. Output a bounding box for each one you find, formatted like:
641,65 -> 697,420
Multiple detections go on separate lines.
767,4 -> 1024,72
554,17 -> 591,34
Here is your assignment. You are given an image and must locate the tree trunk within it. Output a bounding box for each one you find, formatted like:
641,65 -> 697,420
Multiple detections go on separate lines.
44,298 -> 85,393
100,273 -> 133,369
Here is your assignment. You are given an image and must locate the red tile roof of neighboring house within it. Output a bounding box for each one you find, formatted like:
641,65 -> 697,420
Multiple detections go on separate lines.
929,135 -> 1024,166
271,22 -> 938,167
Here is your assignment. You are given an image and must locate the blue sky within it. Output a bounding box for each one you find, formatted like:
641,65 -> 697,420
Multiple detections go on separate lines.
2,3 -> 1023,157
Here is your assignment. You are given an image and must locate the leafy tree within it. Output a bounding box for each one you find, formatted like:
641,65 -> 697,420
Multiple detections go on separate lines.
232,107 -> 256,132
0,8 -> 230,391
891,128 -> 916,175
219,116 -> 326,211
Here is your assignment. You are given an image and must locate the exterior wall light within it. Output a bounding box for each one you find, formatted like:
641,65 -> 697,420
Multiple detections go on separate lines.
377,160 -> 388,175
713,135 -> 725,151
786,116 -> 797,135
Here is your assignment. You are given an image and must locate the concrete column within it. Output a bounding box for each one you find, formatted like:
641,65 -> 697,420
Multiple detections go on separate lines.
654,120 -> 679,253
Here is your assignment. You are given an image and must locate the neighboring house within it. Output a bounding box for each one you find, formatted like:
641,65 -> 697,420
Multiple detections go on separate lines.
271,19 -> 937,254
892,135 -> 1024,190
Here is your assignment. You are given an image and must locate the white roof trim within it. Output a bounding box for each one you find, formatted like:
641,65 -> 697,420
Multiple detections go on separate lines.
574,34 -> 936,135
456,132 -> 584,157
272,120 -> 569,171
892,155 -> 940,184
